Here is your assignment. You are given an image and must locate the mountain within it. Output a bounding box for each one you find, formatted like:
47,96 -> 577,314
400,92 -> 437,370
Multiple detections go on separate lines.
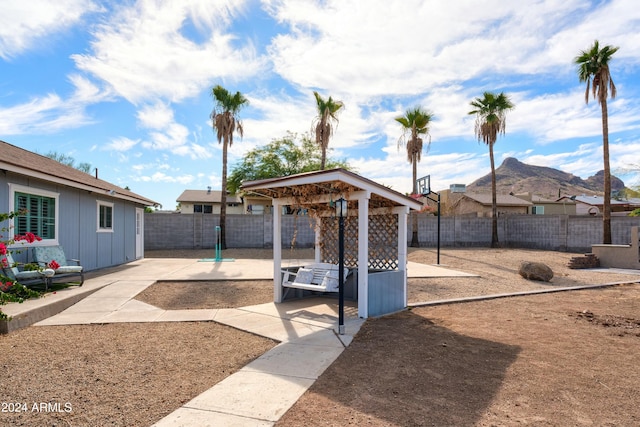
464,157 -> 625,199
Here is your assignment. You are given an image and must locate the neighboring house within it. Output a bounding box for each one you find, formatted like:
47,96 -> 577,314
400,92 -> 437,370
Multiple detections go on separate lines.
243,194 -> 273,215
177,189 -> 244,214
557,195 -> 638,216
513,193 -> 577,215
0,140 -> 158,271
441,191 -> 532,217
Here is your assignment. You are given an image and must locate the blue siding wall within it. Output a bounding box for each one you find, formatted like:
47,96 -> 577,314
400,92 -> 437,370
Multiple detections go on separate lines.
1,172 -> 143,271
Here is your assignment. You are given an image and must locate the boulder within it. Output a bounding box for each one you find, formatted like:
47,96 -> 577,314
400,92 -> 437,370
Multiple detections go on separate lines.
519,261 -> 554,282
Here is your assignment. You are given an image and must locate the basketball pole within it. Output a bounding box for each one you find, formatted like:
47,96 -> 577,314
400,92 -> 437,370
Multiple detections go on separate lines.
417,175 -> 441,265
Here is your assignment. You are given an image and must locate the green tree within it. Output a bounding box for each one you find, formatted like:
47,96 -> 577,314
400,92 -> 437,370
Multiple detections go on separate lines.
44,151 -> 93,173
469,91 -> 515,248
210,85 -> 249,249
396,107 -> 434,247
575,40 -> 619,244
228,132 -> 350,194
312,91 -> 344,170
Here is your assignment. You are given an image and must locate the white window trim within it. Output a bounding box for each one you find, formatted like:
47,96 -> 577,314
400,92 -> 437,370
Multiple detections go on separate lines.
97,200 -> 115,233
8,183 -> 60,246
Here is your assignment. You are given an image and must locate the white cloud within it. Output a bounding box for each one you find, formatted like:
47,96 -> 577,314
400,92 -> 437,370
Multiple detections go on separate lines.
265,0 -> 594,96
0,93 -> 92,135
137,102 -> 175,129
106,137 -> 139,152
0,0 -> 100,60
136,102 -> 213,159
72,0 -> 262,104
0,73 -> 114,135
136,171 -> 195,185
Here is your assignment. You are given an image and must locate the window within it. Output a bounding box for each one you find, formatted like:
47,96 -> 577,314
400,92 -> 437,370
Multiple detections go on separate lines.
9,185 -> 59,243
532,206 -> 544,215
97,201 -> 114,232
193,204 -> 213,213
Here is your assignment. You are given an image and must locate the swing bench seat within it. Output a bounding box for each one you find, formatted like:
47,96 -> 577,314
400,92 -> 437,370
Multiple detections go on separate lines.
281,263 -> 349,293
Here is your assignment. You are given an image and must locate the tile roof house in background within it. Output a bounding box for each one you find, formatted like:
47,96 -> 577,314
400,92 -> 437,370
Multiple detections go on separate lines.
0,140 -> 158,271
557,195 -> 640,216
440,191 -> 532,217
513,193 -> 577,215
176,189 -> 244,214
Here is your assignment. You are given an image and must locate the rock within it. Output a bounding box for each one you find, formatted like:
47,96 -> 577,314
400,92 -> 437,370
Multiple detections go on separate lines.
519,261 -> 554,282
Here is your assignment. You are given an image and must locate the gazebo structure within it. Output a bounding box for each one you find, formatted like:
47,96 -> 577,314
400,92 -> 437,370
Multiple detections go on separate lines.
241,168 -> 422,319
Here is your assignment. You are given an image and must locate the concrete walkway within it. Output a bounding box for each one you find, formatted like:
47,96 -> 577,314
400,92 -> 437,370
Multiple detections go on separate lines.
3,257 -> 472,426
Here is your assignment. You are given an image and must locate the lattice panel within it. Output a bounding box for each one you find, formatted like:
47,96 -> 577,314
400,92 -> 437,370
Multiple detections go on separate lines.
320,213 -> 398,271
368,214 -> 398,270
320,217 -> 359,268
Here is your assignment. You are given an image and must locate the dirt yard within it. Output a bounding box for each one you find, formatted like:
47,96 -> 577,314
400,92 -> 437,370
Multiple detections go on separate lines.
1,248 -> 639,426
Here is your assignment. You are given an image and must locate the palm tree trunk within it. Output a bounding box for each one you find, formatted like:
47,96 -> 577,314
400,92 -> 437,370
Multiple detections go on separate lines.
320,147 -> 327,170
489,143 -> 499,248
410,155 -> 419,247
601,98 -> 612,244
220,140 -> 228,250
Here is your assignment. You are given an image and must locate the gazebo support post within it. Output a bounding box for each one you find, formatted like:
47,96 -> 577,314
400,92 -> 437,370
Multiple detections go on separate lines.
395,206 -> 409,307
272,199 -> 283,303
357,191 -> 370,319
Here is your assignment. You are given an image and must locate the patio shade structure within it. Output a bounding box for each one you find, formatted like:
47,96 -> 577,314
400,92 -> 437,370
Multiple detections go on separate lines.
241,168 -> 423,318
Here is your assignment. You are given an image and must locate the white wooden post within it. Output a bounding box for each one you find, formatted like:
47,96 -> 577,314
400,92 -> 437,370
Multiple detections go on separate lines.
357,191 -> 370,318
395,206 -> 409,307
272,199 -> 283,303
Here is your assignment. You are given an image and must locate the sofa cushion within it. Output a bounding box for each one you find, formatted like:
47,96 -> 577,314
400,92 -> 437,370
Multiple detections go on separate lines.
54,266 -> 83,274
293,268 -> 314,284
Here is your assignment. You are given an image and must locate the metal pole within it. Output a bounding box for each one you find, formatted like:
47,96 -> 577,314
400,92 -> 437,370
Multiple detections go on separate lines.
338,214 -> 345,335
437,193 -> 441,265
215,225 -> 221,262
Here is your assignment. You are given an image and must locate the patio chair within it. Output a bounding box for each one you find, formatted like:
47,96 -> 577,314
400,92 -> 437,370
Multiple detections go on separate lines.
32,246 -> 84,287
1,252 -> 55,290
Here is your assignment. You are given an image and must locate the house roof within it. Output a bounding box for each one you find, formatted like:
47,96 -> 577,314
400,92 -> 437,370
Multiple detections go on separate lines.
0,140 -> 158,207
176,189 -> 242,204
557,195 -> 630,206
464,193 -> 532,207
241,168 -> 423,211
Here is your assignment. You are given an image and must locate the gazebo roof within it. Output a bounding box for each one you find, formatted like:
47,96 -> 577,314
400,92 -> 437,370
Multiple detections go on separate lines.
241,168 -> 423,211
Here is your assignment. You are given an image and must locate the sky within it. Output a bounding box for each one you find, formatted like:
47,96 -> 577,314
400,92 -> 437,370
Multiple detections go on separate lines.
1,0 -> 639,209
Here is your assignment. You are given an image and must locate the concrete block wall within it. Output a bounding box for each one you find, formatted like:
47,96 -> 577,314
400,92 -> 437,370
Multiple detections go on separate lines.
145,213 -> 640,253
145,213 -> 316,250
414,215 -> 640,252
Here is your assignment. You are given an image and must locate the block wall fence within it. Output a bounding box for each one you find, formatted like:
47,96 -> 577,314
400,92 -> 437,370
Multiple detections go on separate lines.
144,213 -> 640,253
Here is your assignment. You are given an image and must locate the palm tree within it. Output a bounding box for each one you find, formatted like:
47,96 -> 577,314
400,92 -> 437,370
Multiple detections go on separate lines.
211,85 -> 248,249
312,91 -> 344,170
469,92 -> 515,248
574,40 -> 619,244
396,107 -> 434,247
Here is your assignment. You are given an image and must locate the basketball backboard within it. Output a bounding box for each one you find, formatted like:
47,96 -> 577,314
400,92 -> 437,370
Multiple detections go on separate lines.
416,175 -> 430,196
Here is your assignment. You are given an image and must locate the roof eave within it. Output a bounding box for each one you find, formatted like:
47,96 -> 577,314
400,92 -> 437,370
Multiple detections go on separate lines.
2,162 -> 159,207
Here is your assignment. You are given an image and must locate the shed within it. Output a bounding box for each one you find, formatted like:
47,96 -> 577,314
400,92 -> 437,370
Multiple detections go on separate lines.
241,168 -> 422,318
0,140 -> 158,270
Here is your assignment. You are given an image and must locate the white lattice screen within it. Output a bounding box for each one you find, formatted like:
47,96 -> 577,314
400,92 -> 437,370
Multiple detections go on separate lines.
319,213 -> 398,270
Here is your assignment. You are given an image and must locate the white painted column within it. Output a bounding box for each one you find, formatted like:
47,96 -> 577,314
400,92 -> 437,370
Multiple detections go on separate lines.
395,206 -> 409,308
357,191 -> 370,318
272,199 -> 283,303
